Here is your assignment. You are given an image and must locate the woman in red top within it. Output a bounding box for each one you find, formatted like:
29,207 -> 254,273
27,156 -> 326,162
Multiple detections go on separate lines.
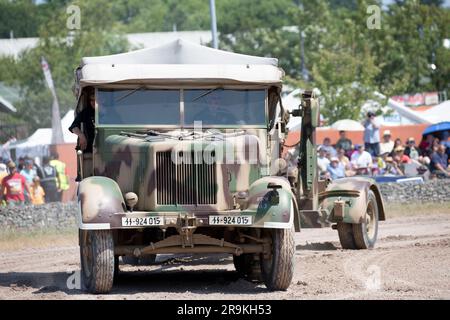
0,161 -> 30,206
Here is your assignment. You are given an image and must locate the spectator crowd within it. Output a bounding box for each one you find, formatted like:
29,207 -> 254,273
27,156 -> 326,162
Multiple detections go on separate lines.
315,112 -> 450,181
0,153 -> 69,207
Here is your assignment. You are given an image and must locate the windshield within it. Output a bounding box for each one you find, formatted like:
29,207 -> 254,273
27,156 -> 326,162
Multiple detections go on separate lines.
96,88 -> 266,126
97,89 -> 180,125
184,89 -> 266,126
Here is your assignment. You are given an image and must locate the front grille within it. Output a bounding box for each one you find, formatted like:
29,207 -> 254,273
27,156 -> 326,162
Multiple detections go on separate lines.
156,151 -> 217,205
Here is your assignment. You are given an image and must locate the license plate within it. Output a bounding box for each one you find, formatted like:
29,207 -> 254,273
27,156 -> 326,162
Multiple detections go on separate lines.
121,217 -> 164,227
209,215 -> 253,226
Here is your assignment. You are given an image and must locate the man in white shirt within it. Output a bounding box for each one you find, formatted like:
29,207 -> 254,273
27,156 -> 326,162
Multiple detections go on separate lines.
379,129 -> 395,155
317,146 -> 330,174
351,144 -> 373,175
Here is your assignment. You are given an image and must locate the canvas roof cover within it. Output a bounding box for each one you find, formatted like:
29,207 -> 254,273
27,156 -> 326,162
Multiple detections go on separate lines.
77,39 -> 284,88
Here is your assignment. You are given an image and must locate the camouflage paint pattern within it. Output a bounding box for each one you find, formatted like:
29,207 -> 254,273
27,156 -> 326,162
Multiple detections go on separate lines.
77,88 -> 294,230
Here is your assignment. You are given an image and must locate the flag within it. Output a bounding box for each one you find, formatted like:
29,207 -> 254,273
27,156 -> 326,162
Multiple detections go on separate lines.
41,57 -> 64,144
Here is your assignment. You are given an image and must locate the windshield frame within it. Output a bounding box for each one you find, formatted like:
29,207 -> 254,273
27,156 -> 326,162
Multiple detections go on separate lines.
95,86 -> 268,129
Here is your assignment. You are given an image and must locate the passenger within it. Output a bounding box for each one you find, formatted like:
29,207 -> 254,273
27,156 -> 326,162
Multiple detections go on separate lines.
69,92 -> 96,153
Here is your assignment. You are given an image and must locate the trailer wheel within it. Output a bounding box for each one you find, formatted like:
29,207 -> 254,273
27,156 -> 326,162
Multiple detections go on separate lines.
260,227 -> 295,291
337,222 -> 356,249
80,230 -> 115,294
352,190 -> 379,249
337,190 -> 379,250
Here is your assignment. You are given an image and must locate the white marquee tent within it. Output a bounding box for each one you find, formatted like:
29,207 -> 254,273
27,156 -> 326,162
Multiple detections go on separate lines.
9,110 -> 76,159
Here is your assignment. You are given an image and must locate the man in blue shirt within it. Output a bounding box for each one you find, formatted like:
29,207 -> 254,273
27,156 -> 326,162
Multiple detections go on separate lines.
430,144 -> 449,178
363,111 -> 381,157
327,157 -> 346,180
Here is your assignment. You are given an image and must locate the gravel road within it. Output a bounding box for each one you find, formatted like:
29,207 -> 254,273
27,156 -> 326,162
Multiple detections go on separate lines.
1,214 -> 449,300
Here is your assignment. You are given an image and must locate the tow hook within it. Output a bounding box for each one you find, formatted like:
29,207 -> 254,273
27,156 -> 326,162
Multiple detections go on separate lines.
178,214 -> 197,248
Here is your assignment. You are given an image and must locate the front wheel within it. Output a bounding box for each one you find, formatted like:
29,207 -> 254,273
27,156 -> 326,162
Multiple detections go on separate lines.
80,229 -> 115,293
260,227 -> 295,291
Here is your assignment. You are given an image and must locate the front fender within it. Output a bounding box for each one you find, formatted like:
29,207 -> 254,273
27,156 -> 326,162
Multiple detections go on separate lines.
243,176 -> 295,229
319,177 -> 386,224
77,176 -> 126,229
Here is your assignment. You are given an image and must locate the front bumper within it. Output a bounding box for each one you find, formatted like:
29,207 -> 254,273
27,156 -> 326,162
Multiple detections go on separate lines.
79,209 -> 292,230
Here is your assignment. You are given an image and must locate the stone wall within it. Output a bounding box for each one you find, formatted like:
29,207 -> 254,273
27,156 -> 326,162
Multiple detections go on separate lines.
378,179 -> 450,204
0,179 -> 448,229
0,202 -> 78,230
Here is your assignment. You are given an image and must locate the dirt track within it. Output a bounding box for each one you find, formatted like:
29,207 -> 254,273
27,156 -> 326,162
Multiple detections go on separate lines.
1,214 -> 449,300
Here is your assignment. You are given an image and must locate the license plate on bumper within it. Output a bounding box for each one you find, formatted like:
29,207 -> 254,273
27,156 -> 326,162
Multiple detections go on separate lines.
121,217 -> 164,227
209,215 -> 253,226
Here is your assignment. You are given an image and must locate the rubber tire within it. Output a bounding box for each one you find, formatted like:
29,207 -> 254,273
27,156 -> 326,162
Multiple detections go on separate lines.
352,190 -> 379,249
80,230 -> 115,294
337,222 -> 357,249
261,227 -> 295,291
337,190 -> 379,250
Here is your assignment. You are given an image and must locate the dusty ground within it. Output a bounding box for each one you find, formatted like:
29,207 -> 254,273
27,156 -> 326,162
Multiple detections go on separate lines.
0,213 -> 449,300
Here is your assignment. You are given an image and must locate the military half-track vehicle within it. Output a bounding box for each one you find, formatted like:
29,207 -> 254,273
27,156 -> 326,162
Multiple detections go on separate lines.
73,40 -> 385,293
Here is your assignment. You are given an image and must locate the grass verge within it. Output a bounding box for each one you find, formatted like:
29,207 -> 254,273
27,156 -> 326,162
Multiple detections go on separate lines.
385,201 -> 450,218
0,226 -> 77,252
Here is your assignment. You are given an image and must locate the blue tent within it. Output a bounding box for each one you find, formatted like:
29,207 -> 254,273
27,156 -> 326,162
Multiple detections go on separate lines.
422,121 -> 450,136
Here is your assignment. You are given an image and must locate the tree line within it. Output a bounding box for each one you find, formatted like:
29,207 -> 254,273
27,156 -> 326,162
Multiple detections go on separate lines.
0,0 -> 448,134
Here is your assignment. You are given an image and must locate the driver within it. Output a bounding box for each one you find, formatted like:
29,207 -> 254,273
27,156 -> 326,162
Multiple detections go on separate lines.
193,94 -> 238,125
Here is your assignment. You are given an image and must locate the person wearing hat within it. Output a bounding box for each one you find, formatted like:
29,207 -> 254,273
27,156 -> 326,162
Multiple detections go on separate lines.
327,157 -> 345,180
0,161 -> 30,206
363,111 -> 381,157
404,137 -> 420,161
379,129 -> 394,155
383,156 -> 403,176
394,145 -> 411,164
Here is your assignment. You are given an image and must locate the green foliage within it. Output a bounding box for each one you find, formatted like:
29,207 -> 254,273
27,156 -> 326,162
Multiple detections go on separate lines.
0,0 -> 448,129
0,0 -> 129,131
